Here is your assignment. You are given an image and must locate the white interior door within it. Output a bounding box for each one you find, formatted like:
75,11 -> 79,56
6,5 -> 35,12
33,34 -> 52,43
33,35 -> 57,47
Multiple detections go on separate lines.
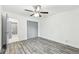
1,13 -> 8,51
7,21 -> 12,40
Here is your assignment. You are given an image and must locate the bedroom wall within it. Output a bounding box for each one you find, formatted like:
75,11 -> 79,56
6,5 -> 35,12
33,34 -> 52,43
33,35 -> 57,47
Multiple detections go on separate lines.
5,12 -> 27,42
39,9 -> 79,48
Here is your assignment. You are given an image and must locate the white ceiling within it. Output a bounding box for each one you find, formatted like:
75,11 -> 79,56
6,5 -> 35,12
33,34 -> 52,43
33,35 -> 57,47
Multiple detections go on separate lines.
2,5 -> 79,18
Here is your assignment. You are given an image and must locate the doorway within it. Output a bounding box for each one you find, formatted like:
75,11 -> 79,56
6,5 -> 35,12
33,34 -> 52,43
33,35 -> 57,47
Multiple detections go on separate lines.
27,21 -> 38,39
7,18 -> 18,43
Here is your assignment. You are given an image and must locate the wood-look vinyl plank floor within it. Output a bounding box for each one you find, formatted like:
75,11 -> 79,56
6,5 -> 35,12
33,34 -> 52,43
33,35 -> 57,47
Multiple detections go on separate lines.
5,37 -> 79,54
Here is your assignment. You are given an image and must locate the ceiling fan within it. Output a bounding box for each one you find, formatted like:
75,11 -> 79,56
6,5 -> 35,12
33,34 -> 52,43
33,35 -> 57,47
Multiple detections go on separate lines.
24,5 -> 48,17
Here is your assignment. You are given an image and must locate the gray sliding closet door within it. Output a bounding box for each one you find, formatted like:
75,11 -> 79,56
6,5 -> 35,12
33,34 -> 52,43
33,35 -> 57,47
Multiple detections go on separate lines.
27,21 -> 38,39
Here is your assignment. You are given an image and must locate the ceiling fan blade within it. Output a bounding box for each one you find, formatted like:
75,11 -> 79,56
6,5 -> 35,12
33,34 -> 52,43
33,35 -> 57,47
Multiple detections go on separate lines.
40,12 -> 48,14
30,14 -> 34,16
39,15 -> 42,17
24,9 -> 33,12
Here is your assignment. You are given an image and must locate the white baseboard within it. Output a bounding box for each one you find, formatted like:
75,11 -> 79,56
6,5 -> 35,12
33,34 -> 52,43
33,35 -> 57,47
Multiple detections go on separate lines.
39,36 -> 79,49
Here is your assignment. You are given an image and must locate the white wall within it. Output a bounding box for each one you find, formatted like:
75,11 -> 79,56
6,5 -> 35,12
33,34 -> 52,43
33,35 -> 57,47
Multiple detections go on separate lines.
6,12 -> 27,42
39,9 -> 79,48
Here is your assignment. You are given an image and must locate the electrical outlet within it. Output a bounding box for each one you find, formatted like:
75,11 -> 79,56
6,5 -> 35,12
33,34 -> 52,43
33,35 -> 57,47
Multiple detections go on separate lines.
65,40 -> 68,43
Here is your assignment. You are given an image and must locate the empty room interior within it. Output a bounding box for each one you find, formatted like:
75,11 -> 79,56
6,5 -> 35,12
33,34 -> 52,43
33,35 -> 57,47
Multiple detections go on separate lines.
0,5 -> 79,54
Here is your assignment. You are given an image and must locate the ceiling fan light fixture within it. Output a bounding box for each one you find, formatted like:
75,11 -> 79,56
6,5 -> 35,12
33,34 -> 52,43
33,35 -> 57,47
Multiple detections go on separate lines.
33,5 -> 41,11
36,5 -> 41,11
34,13 -> 40,17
